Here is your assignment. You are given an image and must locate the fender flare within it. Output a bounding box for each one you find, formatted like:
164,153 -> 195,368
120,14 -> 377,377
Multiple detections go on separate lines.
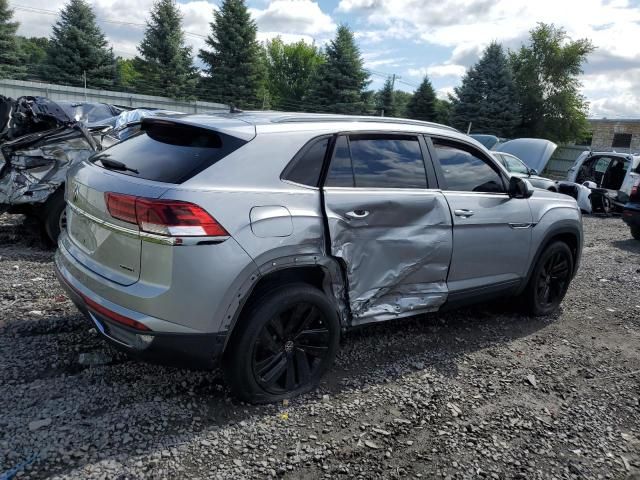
220,254 -> 348,350
518,221 -> 582,294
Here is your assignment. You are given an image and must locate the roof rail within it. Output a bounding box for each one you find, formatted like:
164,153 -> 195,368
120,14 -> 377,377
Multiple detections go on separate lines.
270,114 -> 459,132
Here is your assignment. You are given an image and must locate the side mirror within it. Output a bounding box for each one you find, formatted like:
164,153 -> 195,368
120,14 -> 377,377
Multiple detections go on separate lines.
529,168 -> 538,176
508,176 -> 534,199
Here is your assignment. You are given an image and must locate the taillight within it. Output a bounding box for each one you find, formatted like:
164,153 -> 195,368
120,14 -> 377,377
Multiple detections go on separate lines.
105,193 -> 228,237
105,192 -> 137,224
631,181 -> 639,201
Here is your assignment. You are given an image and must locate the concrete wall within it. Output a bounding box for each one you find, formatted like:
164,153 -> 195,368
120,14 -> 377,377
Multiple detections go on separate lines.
0,79 -> 228,114
589,119 -> 640,153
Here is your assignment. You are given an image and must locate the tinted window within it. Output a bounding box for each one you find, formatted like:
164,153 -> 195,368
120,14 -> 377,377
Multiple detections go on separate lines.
349,135 -> 427,188
434,140 -> 504,193
92,121 -> 246,184
282,136 -> 329,187
326,136 -> 355,187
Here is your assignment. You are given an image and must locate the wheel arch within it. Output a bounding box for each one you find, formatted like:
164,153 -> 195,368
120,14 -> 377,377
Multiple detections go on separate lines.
221,257 -> 348,352
519,224 -> 582,294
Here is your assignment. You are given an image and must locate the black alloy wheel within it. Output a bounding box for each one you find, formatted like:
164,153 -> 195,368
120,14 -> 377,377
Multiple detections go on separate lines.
252,303 -> 330,394
223,284 -> 340,403
525,241 -> 574,316
535,251 -> 571,309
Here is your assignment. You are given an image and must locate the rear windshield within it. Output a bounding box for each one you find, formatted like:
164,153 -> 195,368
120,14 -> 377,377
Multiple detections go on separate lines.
91,120 -> 247,183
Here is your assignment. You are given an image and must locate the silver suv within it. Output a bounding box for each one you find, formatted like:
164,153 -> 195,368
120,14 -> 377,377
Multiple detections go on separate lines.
55,113 -> 583,403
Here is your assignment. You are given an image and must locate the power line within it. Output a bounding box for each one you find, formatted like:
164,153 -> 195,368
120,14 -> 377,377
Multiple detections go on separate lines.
11,3 -> 209,40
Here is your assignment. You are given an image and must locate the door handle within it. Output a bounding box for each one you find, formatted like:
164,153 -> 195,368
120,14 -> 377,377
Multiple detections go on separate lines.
345,209 -> 370,219
454,209 -> 474,217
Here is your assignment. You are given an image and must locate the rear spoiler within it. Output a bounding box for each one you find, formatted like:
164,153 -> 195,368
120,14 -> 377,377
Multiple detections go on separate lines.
141,116 -> 256,142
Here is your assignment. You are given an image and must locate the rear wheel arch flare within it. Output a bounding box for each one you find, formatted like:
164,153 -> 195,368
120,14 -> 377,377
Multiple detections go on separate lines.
224,263 -> 345,353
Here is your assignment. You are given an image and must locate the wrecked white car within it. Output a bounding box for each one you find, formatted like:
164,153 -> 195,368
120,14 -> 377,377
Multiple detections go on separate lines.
567,151 -> 640,211
0,96 -> 177,242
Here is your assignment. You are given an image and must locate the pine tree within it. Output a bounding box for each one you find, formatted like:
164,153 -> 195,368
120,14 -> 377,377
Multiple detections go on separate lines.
134,0 -> 196,99
44,0 -> 114,88
378,77 -> 396,117
305,25 -> 370,114
406,76 -> 437,122
451,42 -> 519,137
199,0 -> 263,108
0,0 -> 26,79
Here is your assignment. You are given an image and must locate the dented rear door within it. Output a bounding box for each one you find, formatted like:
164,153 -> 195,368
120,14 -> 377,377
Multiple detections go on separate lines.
322,133 -> 453,324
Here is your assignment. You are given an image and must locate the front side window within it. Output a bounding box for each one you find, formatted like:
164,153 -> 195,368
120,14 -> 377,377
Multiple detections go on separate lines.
433,139 -> 504,193
325,134 -> 428,188
501,154 -> 530,175
349,134 -> 427,188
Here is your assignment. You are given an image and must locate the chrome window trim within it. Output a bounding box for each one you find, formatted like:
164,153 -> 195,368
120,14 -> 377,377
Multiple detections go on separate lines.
67,202 -> 229,246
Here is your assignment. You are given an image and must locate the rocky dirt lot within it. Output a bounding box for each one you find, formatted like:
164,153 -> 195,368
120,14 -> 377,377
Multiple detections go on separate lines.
0,213 -> 639,480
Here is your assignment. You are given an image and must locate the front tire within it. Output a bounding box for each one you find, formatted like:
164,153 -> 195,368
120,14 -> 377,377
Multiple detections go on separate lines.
223,284 -> 340,404
524,241 -> 574,316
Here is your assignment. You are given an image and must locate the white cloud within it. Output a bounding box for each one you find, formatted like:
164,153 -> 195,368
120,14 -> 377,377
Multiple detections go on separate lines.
408,64 -> 466,78
250,0 -> 335,37
339,0 -> 640,118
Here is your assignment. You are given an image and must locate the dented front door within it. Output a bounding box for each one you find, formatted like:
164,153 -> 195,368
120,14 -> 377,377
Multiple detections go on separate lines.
322,134 -> 453,324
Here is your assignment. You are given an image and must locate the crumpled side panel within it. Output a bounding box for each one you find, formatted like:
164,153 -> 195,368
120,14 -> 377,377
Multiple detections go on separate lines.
0,132 -> 94,205
324,190 -> 453,325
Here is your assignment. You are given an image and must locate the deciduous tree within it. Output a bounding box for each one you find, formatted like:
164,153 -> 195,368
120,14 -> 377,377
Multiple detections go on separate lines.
510,23 -> 595,142
264,37 -> 324,111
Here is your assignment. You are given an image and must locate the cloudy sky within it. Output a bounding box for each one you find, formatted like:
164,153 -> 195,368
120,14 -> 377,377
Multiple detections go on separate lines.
12,0 -> 640,118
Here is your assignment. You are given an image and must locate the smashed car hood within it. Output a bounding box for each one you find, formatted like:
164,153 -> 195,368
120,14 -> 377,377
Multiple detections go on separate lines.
495,138 -> 557,173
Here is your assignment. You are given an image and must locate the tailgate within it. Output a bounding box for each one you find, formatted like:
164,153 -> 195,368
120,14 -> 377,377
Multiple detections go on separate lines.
65,163 -> 169,286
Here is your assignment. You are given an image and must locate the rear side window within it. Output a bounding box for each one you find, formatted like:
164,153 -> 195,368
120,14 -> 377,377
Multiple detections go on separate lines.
92,120 -> 246,184
325,134 -> 428,188
281,136 -> 330,187
433,139 -> 504,193
326,136 -> 355,187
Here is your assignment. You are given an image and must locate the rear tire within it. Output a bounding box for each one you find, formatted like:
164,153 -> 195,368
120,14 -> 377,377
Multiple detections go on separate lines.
523,241 -> 574,316
631,227 -> 640,241
223,284 -> 340,404
42,188 -> 66,244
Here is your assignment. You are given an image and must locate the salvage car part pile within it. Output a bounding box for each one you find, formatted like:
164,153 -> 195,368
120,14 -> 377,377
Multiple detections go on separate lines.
0,95 -> 179,242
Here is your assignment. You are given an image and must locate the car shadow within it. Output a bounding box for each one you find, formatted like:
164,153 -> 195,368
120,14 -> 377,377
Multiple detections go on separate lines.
611,238 -> 640,254
5,300 -> 554,478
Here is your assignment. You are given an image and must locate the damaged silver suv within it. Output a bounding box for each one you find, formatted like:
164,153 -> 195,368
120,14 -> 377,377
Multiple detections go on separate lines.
55,113 -> 583,403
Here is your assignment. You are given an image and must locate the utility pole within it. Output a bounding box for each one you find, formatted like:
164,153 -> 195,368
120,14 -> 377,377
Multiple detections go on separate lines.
390,73 -> 396,90
83,71 -> 87,101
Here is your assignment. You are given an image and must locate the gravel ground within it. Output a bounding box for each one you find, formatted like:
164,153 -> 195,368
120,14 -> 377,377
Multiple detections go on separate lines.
0,213 -> 639,480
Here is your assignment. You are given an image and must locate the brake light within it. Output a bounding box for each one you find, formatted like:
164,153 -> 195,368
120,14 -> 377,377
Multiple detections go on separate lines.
105,192 -> 137,224
105,193 -> 228,237
631,180 -> 639,201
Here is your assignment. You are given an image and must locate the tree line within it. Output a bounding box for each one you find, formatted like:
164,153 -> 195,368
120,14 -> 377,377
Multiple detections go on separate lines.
0,0 -> 594,142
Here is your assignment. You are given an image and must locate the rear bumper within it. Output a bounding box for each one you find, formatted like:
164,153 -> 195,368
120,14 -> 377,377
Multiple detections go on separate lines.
622,203 -> 640,228
55,252 -> 226,368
